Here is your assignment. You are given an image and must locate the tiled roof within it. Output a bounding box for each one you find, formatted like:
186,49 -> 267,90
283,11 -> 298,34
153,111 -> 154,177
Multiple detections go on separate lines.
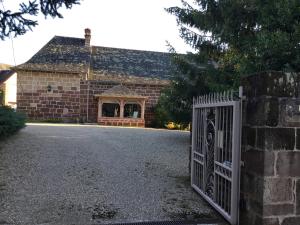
15,36 -> 176,80
15,36 -> 91,73
96,85 -> 145,98
91,46 -> 174,79
0,70 -> 15,84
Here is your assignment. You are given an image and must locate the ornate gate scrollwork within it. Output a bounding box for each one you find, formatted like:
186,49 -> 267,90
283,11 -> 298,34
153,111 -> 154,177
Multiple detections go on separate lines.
205,109 -> 215,199
191,88 -> 242,225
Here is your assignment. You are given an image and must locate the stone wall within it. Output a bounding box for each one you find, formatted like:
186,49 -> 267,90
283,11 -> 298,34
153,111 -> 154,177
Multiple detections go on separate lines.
240,71 -> 300,225
17,71 -> 166,125
17,71 -> 83,122
80,80 -> 165,126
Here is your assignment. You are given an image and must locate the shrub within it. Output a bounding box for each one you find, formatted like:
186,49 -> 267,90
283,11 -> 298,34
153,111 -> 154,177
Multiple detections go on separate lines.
152,101 -> 170,128
0,106 -> 26,139
153,96 -> 190,130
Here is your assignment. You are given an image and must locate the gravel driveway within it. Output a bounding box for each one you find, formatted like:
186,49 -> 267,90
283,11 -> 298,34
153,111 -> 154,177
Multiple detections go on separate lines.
0,124 -> 223,225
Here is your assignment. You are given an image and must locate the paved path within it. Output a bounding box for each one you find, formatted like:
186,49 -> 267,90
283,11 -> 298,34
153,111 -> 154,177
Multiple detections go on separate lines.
0,124 -> 223,225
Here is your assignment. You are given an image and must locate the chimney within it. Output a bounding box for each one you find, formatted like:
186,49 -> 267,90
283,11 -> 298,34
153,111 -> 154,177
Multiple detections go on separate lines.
84,28 -> 91,47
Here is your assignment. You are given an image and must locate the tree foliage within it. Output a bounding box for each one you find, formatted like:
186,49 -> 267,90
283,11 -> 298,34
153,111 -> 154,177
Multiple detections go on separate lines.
156,0 -> 300,125
0,0 -> 81,40
0,106 -> 26,139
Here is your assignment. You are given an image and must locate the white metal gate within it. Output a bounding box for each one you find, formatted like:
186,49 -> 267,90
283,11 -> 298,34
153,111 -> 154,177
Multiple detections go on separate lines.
191,88 -> 242,225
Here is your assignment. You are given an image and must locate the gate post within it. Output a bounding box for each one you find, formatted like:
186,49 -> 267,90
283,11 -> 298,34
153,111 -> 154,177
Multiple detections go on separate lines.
240,72 -> 300,225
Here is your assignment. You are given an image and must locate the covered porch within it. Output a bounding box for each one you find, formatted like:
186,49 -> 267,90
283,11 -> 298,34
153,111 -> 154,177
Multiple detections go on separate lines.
95,85 -> 147,127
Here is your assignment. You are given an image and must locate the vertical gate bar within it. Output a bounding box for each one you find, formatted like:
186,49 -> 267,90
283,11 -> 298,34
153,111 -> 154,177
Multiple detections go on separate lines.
195,108 -> 198,153
195,108 -> 198,187
230,106 -> 233,164
225,106 -> 230,161
221,107 -> 224,164
228,107 -> 231,162
221,175 -> 223,209
220,107 -> 224,209
225,179 -> 227,213
217,108 -> 220,205
225,107 -> 229,211
230,106 -> 233,163
218,174 -> 220,205
229,107 -> 232,162
222,107 -> 227,163
191,104 -> 196,187
200,108 -> 203,154
199,108 -> 202,188
224,107 -> 226,164
201,108 -> 204,189
196,109 -> 198,152
198,108 -> 200,153
203,108 -> 207,190
219,106 -> 222,205
202,108 -> 204,154
223,107 -> 226,163
198,107 -> 200,190
227,107 -> 230,163
231,98 -> 242,225
213,107 -> 219,201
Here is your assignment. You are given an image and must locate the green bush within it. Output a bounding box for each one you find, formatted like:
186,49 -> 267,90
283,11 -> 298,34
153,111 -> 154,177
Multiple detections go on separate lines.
0,106 -> 26,139
152,101 -> 170,128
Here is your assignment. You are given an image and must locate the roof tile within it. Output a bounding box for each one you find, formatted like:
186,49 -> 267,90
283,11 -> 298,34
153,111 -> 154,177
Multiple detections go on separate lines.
14,36 -> 176,80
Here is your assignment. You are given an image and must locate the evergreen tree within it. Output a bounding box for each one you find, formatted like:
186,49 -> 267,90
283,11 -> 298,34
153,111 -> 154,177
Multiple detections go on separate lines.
0,0 -> 80,40
156,0 -> 300,125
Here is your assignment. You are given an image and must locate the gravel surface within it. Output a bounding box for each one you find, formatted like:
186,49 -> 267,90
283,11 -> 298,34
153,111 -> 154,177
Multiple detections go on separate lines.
0,124 -> 224,225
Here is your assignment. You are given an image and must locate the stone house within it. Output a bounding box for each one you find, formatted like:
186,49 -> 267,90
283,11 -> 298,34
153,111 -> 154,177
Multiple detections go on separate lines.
14,29 -> 175,127
0,70 -> 17,108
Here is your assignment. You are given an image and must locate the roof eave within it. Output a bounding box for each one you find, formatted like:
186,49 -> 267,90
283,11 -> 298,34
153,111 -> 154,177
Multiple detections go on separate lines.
94,94 -> 147,99
12,66 -> 85,75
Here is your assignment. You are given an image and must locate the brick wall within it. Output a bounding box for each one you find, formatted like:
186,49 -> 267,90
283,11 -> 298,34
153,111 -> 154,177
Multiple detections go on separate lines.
80,80 -> 165,126
17,71 -> 83,122
17,71 -> 167,125
240,71 -> 300,225
98,117 -> 145,127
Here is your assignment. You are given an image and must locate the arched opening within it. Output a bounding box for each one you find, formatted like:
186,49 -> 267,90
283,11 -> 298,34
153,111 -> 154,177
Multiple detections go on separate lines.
102,103 -> 120,117
124,103 -> 141,118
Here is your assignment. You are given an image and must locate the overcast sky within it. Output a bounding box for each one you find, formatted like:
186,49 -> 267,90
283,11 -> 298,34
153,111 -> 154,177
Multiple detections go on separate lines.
0,0 -> 193,66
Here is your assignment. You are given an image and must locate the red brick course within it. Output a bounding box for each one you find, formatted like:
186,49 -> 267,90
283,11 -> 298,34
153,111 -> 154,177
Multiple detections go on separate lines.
17,89 -> 81,121
17,71 -> 168,125
98,117 -> 145,127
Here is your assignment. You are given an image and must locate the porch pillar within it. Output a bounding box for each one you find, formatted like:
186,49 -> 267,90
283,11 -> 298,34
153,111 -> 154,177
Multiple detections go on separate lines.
141,100 -> 146,119
120,99 -> 124,118
97,99 -> 102,119
240,72 -> 300,225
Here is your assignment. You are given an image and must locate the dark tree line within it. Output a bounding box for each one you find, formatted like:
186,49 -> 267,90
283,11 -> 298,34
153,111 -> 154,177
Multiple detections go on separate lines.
155,0 -> 300,126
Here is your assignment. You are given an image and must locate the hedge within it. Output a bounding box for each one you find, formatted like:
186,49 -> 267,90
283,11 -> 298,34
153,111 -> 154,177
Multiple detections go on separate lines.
0,106 -> 26,139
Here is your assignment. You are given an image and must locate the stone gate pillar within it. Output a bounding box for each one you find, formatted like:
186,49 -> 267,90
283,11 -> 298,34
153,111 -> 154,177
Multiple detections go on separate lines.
240,71 -> 300,225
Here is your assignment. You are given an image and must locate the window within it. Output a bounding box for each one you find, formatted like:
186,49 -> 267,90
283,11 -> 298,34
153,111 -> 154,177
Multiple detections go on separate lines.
102,103 -> 120,117
124,103 -> 141,118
